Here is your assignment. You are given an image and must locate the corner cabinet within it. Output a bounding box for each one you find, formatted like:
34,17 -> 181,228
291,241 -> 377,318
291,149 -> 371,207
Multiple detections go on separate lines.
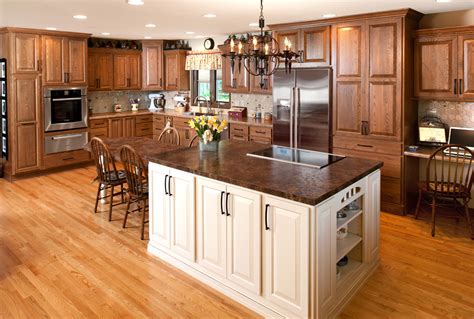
148,163 -> 381,318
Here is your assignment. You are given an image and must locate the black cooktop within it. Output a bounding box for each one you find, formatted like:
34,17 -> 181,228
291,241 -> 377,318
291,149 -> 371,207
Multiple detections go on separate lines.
247,145 -> 345,169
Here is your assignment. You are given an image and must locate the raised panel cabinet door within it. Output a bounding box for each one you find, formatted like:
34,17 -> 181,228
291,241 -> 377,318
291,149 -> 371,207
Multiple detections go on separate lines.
263,196 -> 310,317
275,29 -> 300,58
459,34 -> 474,100
414,35 -> 458,99
13,75 -> 40,123
12,33 -> 40,73
148,163 -> 171,248
169,169 -> 196,261
97,53 -> 114,90
368,19 -> 400,78
122,117 -> 135,137
164,53 -> 179,90
67,38 -> 87,85
108,118 -> 123,138
196,177 -> 227,278
42,35 -> 66,85
334,81 -> 363,135
333,22 -> 365,78
128,54 -> 141,89
226,185 -> 261,295
367,81 -> 400,139
15,123 -> 40,173
87,53 -> 98,90
142,42 -> 164,90
366,170 -> 381,264
301,26 -> 330,64
113,54 -> 128,89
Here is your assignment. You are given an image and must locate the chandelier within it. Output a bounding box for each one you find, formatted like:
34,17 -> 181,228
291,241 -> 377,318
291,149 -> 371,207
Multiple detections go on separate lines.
222,0 -> 303,89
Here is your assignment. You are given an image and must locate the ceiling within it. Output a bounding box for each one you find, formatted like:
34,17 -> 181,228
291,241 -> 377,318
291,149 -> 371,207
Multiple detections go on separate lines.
0,0 -> 473,41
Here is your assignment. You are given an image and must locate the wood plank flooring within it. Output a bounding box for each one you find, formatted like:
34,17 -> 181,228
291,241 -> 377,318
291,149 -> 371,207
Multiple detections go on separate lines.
0,166 -> 473,318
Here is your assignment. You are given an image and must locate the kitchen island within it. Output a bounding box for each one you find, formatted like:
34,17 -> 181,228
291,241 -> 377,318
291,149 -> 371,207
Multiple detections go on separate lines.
146,140 -> 382,318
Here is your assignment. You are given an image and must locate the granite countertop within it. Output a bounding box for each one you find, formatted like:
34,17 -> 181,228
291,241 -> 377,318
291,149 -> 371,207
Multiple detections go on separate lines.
147,140 -> 383,206
89,109 -> 273,128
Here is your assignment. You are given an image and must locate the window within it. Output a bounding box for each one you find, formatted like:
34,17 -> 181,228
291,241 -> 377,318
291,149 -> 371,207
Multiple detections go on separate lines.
192,70 -> 230,108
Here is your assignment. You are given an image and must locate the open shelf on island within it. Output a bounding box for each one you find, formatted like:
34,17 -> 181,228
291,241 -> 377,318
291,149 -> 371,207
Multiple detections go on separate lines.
337,209 -> 362,231
337,258 -> 363,287
336,233 -> 362,262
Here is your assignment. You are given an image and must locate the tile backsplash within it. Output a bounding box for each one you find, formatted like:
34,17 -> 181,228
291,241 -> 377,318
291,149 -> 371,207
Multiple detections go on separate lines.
231,93 -> 273,114
418,100 -> 474,128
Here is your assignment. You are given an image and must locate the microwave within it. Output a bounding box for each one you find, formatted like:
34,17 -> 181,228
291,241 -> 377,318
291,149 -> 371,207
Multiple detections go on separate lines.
44,87 -> 88,132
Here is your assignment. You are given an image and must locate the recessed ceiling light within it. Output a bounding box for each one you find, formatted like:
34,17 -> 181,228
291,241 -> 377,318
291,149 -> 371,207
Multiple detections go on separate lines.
101,32 -> 111,36
45,27 -> 57,31
145,23 -> 156,28
144,36 -> 152,39
322,13 -> 336,18
435,0 -> 451,2
203,13 -> 216,18
249,22 -> 259,27
185,31 -> 195,35
73,14 -> 87,20
127,0 -> 144,5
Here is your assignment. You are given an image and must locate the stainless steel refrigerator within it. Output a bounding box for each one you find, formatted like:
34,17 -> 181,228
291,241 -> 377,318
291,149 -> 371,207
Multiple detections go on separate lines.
272,68 -> 331,152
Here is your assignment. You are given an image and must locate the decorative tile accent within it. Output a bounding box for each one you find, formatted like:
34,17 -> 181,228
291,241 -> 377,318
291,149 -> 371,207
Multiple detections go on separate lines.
231,93 -> 273,114
418,100 -> 474,128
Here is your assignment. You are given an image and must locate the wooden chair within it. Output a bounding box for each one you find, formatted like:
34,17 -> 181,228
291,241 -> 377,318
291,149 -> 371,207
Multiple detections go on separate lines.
120,145 -> 149,240
189,134 -> 199,147
415,144 -> 473,239
90,137 -> 126,221
158,127 -> 180,145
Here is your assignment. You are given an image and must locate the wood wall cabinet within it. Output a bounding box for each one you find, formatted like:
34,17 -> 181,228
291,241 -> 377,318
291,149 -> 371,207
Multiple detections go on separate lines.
220,45 -> 250,94
414,26 -> 474,101
113,52 -> 141,90
88,50 -> 114,91
164,50 -> 189,91
42,35 -> 87,86
142,40 -> 164,90
11,33 -> 41,73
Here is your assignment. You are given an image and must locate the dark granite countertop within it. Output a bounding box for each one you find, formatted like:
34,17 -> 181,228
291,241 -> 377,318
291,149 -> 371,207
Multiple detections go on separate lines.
147,140 -> 383,206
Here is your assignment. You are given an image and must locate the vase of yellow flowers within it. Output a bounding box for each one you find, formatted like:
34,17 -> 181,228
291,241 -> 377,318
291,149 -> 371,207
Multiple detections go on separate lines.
189,115 -> 228,152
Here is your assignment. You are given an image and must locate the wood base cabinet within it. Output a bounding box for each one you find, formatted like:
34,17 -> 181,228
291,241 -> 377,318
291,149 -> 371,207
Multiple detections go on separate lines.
148,162 -> 381,318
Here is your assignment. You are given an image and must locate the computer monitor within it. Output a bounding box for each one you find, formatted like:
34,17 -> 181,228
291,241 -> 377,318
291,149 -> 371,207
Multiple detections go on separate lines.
448,127 -> 474,150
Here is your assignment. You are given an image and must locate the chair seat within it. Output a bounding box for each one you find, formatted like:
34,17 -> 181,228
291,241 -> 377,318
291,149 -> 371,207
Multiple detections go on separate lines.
106,170 -> 127,184
419,181 -> 469,197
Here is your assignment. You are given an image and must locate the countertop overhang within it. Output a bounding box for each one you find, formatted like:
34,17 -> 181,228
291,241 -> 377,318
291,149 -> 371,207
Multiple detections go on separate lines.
147,140 -> 383,206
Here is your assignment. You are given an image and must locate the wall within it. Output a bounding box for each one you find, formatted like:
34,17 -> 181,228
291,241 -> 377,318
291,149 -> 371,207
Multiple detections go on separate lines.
419,9 -> 474,29
231,93 -> 272,115
418,101 -> 474,128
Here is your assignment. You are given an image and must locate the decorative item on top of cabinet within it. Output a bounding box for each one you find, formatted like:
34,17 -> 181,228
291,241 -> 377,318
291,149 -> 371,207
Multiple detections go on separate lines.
164,50 -> 189,91
42,35 -> 88,86
142,40 -> 164,90
414,26 -> 474,101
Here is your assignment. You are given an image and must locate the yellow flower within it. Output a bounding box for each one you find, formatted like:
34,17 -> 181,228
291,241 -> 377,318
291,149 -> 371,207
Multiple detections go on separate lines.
189,120 -> 195,129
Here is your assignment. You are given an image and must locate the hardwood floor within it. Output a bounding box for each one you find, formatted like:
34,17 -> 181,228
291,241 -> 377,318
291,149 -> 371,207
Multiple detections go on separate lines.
0,166 -> 473,318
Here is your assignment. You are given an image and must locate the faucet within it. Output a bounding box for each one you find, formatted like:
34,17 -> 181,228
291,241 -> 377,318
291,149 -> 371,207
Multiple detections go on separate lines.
194,96 -> 212,114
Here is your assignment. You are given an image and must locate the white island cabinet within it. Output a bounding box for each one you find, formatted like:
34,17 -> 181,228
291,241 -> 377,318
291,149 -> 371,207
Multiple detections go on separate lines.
148,162 -> 381,318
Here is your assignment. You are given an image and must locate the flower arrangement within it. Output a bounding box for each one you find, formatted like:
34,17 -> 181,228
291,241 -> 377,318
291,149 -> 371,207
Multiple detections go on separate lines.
189,115 -> 228,144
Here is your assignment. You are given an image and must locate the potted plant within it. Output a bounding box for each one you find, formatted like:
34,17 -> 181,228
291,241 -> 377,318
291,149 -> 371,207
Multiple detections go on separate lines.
189,115 -> 228,152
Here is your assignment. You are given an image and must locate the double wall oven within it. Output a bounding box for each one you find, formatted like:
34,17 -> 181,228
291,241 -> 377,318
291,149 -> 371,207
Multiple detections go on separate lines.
44,87 -> 88,154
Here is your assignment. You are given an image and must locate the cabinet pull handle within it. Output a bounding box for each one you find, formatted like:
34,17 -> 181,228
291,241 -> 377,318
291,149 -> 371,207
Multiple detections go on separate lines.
160,78 -> 162,87
265,204 -> 270,230
98,78 -> 101,88
164,174 -> 168,195
62,157 -> 75,161
459,79 -> 463,95
233,134 -> 244,139
234,128 -> 243,131
255,130 -> 266,134
357,143 -> 374,148
220,191 -> 226,215
37,59 -> 42,72
168,175 -> 172,196
226,192 -> 231,216
454,79 -> 457,95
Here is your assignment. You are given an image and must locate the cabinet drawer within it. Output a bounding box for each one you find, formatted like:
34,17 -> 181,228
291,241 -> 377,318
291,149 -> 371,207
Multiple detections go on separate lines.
136,114 -> 153,124
136,122 -> 153,137
173,116 -> 191,128
154,114 -> 165,124
249,126 -> 272,139
90,119 -> 108,129
250,136 -> 272,144
333,136 -> 401,156
230,124 -> 249,136
43,149 -> 91,169
230,134 -> 249,142
89,127 -> 108,139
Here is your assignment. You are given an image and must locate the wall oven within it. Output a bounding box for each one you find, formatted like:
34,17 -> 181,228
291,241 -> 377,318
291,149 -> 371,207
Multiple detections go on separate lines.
44,87 -> 87,132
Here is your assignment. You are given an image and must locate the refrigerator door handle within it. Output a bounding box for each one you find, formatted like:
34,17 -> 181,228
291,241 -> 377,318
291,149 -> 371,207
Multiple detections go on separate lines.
290,88 -> 294,148
295,88 -> 300,149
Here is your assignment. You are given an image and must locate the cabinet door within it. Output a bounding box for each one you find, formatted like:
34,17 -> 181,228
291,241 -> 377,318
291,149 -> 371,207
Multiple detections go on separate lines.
366,170 -> 381,264
123,117 -> 135,137
128,54 -> 141,89
67,38 -> 87,85
113,55 -> 128,89
221,52 -> 250,93
97,53 -> 114,90
414,35 -> 458,99
108,118 -> 123,137
301,26 -> 330,64
332,22 -> 366,137
226,186 -> 261,295
142,42 -> 164,90
263,196 -> 309,317
87,53 -> 98,90
169,169 -> 196,261
274,29 -> 300,56
164,52 -> 179,90
366,18 -> 402,140
11,33 -> 40,73
196,178 -> 227,278
149,163 -> 171,248
459,34 -> 474,100
42,35 -> 66,85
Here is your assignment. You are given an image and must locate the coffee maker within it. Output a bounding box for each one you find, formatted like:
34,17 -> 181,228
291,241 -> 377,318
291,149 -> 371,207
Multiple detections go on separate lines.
148,93 -> 166,111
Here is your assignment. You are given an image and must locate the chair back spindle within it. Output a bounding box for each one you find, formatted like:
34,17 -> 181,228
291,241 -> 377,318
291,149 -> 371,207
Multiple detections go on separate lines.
120,145 -> 147,198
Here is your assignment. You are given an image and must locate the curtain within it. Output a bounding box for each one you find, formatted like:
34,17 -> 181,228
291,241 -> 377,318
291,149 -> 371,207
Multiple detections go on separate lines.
185,49 -> 222,70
